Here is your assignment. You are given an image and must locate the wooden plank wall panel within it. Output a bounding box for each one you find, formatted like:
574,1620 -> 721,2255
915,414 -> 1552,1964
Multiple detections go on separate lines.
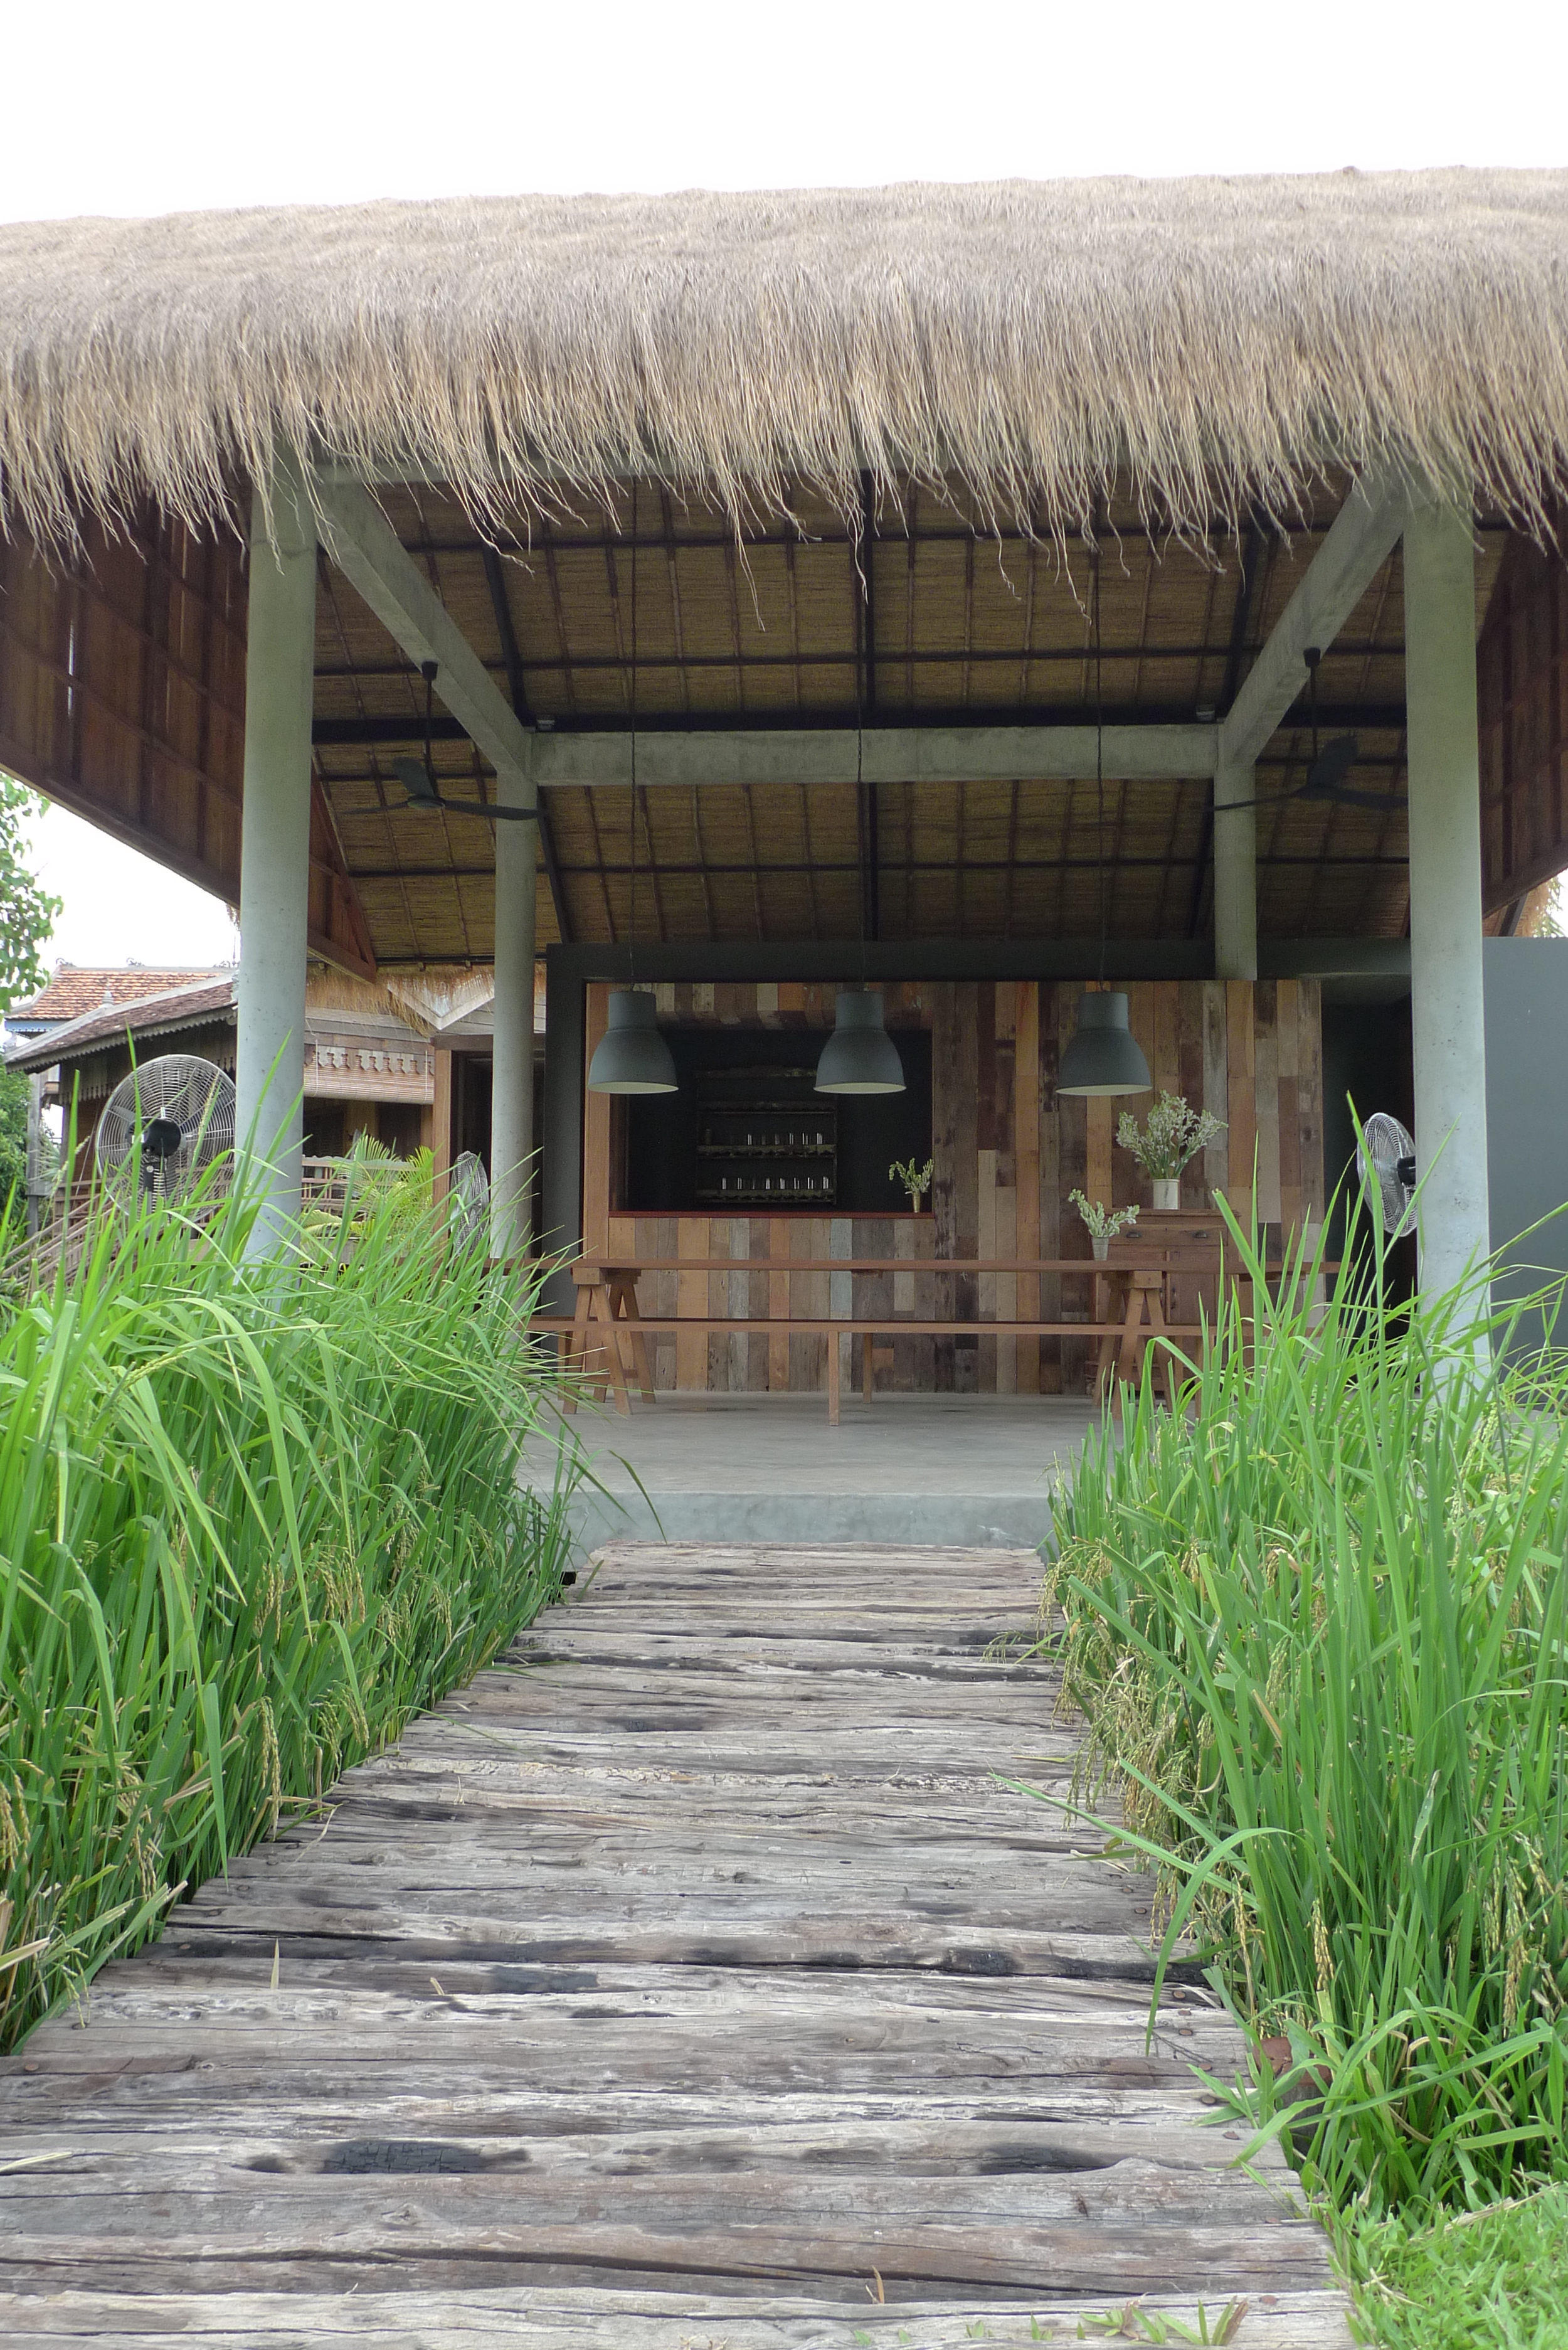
0,515 -> 245,907
1225,981 -> 1258,1218
1049,988 -> 1086,1393
584,977 -> 1323,1393
1479,532 -> 1568,913
1014,981 -> 1041,1394
1298,981 -> 1325,1223
0,513 -> 374,976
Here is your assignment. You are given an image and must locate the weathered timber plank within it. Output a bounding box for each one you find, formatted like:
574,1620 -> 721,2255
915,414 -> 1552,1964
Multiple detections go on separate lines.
0,2105 -> 1279,2181
0,2285 -> 1359,2346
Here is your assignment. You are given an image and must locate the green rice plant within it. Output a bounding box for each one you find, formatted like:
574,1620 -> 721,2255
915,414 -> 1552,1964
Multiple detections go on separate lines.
1035,1200 -> 1568,2214
0,1154 -> 577,2050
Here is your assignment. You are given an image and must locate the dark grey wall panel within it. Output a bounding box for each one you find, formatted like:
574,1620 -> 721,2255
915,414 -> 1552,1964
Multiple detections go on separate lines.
1485,938 -> 1568,1346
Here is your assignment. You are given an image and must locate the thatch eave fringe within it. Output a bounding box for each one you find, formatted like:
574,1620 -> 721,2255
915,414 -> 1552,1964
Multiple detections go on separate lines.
4,172 -> 1568,556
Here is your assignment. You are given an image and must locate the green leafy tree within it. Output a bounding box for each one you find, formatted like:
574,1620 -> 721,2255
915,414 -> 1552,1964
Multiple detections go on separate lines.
0,775 -> 62,1223
1,775 -> 60,1011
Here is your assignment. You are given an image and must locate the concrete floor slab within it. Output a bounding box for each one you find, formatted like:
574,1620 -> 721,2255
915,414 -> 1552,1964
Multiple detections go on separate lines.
522,1392 -> 1096,1553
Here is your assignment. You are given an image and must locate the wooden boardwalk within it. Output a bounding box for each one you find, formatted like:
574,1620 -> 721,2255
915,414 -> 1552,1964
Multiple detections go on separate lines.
0,1542 -> 1352,2346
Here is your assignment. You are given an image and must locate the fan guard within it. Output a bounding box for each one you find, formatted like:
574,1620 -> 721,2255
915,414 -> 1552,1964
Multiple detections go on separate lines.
95,1055 -> 238,1208
447,1151 -> 490,1250
1355,1110 -> 1417,1241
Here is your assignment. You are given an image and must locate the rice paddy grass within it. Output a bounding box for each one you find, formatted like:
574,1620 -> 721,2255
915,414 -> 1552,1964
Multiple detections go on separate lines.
1033,1208 -> 1568,2339
0,1156 -> 577,2050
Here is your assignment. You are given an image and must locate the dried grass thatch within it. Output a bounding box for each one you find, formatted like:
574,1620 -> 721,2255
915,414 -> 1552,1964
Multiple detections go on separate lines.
3,171 -> 1567,550
304,963 -> 436,1036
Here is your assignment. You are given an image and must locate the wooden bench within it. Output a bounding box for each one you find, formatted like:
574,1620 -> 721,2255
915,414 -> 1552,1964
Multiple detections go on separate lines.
533,1259 -> 1213,1419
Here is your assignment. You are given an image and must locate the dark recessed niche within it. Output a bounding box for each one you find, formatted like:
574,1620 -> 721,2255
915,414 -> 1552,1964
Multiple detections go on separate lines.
620,1026 -> 933,1215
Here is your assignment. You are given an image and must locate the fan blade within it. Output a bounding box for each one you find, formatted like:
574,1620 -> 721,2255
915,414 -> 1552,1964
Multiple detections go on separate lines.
1310,781 -> 1401,812
423,792 -> 538,824
1299,735 -> 1360,799
393,755 -> 443,811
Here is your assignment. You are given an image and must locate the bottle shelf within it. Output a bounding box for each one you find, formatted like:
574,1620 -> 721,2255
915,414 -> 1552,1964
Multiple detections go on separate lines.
696,1142 -> 835,1158
689,1065 -> 839,1214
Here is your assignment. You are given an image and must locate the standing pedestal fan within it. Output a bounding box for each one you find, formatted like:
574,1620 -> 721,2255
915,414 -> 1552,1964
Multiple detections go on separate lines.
94,1056 -> 237,1208
1355,1111 -> 1417,1240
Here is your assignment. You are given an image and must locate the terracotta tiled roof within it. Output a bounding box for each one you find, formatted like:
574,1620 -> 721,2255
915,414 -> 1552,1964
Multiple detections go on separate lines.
8,965 -> 228,1026
5,974 -> 238,1073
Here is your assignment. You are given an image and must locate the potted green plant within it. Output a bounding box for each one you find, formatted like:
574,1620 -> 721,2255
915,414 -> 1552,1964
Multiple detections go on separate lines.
889,1155 -> 934,1213
1115,1092 -> 1226,1211
1069,1189 -> 1140,1262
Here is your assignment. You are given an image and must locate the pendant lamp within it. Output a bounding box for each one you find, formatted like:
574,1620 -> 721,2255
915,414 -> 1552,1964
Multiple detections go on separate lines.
586,525 -> 678,1097
813,628 -> 904,1098
1057,531 -> 1151,1102
1057,990 -> 1152,1097
815,989 -> 906,1095
587,986 -> 677,1093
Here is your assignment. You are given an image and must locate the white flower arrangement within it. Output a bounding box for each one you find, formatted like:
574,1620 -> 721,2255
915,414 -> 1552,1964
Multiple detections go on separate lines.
1115,1092 -> 1226,1181
1069,1190 -> 1140,1243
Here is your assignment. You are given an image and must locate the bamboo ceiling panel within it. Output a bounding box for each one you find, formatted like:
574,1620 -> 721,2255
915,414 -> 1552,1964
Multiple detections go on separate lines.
0,472 -> 1545,968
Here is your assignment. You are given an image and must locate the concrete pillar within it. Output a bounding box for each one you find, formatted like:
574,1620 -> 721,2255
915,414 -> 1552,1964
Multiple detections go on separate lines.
541,953 -> 586,1312
236,456 -> 317,1254
1213,748 -> 1258,982
1404,491 -> 1490,1300
490,771 -> 538,1260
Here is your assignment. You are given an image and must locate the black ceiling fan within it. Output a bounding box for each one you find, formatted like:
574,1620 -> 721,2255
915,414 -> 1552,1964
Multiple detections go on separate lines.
393,662 -> 538,821
1222,647 -> 1395,815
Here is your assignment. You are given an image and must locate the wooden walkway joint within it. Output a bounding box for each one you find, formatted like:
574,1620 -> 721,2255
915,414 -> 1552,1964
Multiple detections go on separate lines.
0,1542 -> 1352,2346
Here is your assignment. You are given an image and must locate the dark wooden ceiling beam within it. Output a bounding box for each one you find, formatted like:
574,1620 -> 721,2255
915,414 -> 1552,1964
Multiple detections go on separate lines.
315,700 -> 1404,749
351,851 -> 1409,883
309,639 -> 1410,680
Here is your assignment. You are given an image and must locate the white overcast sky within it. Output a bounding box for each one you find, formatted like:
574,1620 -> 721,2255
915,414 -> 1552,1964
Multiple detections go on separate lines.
6,0 -> 1567,972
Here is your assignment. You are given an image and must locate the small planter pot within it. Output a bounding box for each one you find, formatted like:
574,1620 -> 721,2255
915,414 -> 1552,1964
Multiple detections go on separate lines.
1151,1178 -> 1180,1211
1091,1235 -> 1111,1262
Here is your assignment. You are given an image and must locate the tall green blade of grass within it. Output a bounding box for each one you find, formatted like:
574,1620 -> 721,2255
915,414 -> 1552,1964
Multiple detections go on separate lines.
0,1157 -> 578,2048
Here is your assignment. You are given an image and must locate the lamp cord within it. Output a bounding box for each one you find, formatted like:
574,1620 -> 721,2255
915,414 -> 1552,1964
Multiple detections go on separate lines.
1093,534 -> 1107,986
857,637 -> 867,986
628,526 -> 638,987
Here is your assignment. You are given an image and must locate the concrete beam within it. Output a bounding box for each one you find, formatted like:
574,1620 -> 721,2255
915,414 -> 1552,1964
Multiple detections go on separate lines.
1220,473 -> 1407,773
541,935 -> 1406,986
534,724 -> 1217,789
316,482 -> 536,799
317,479 -> 541,1259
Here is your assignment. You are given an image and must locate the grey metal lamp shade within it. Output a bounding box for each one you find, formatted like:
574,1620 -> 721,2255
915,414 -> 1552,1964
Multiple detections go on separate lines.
1056,992 -> 1152,1098
814,990 -> 906,1095
586,990 -> 678,1094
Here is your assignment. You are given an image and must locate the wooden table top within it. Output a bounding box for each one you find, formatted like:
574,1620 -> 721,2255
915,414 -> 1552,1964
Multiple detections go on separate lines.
585,1255 -> 1222,1276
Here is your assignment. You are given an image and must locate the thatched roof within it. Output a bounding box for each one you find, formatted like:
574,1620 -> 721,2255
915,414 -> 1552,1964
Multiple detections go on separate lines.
3,171 -> 1567,548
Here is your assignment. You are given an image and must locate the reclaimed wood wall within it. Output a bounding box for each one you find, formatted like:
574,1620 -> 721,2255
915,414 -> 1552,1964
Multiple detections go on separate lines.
1478,530 -> 1568,915
588,976 -> 1323,1393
